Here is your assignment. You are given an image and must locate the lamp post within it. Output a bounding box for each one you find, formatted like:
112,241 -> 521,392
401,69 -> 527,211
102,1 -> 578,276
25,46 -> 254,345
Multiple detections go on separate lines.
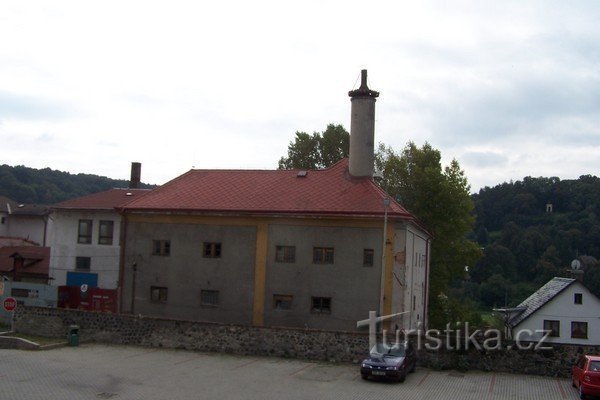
379,197 -> 390,318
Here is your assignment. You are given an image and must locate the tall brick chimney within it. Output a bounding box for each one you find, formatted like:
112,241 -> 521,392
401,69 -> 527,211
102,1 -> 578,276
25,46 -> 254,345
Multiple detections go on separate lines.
129,162 -> 141,189
348,70 -> 379,178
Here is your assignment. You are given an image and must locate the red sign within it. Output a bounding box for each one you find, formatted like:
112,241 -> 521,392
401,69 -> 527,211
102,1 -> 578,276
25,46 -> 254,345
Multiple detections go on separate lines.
3,297 -> 17,312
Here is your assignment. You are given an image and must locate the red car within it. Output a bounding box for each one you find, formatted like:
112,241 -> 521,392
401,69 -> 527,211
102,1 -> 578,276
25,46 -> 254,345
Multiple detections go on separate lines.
572,355 -> 600,399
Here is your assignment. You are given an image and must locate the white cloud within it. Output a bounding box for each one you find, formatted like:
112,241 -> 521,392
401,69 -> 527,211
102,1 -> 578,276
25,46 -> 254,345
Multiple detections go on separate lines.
0,0 -> 598,191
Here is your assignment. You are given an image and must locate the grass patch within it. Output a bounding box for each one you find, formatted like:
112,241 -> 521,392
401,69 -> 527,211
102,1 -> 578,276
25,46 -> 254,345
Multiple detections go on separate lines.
2,332 -> 65,346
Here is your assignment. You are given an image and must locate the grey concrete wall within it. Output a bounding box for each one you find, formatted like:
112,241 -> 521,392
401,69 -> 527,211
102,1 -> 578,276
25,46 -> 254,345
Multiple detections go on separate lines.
122,222 -> 257,325
264,225 -> 383,331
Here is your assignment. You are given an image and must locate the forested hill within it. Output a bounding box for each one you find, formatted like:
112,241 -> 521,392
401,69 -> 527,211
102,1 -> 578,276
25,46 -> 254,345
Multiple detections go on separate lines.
466,175 -> 600,308
0,164 -> 155,204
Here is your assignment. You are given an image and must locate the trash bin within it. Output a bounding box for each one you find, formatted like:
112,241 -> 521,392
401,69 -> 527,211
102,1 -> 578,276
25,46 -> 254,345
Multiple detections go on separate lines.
67,325 -> 79,346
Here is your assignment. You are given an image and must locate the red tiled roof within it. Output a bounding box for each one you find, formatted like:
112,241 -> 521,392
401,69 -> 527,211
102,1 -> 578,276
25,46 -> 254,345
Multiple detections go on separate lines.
53,188 -> 151,210
0,246 -> 50,275
122,159 -> 414,219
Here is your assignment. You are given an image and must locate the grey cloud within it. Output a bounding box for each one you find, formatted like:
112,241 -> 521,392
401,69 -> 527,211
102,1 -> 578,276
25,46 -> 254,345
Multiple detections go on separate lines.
461,151 -> 508,168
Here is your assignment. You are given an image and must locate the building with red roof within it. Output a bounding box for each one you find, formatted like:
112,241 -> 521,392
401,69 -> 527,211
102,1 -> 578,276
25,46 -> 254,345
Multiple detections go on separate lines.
118,71 -> 431,332
0,246 -> 50,284
46,163 -> 150,291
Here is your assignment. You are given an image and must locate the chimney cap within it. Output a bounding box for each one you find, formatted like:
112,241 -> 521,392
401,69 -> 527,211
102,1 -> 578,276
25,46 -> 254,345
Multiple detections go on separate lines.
349,69 -> 379,98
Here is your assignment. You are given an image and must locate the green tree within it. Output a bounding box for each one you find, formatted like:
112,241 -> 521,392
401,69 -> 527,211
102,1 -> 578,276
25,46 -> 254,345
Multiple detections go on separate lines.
278,124 -> 349,170
375,142 -> 482,328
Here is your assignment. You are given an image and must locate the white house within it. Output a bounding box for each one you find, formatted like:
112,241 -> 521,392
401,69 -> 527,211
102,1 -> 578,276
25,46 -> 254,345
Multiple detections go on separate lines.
46,187 -> 149,289
509,277 -> 600,345
0,195 -> 49,246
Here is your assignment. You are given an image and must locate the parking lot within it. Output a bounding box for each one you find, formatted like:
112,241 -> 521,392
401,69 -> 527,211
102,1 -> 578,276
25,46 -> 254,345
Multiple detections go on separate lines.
0,344 -> 580,399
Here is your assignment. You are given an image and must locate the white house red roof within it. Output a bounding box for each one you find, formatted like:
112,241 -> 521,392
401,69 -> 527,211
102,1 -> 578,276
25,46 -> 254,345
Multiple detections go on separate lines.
121,159 -> 416,220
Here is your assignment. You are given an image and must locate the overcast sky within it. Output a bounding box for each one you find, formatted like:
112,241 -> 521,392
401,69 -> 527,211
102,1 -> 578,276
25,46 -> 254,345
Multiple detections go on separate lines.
1,1 -> 599,193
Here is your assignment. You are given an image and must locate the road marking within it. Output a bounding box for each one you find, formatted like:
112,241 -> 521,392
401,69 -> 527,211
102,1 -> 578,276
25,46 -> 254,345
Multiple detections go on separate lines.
289,363 -> 316,377
489,373 -> 496,394
556,378 -> 567,399
417,370 -> 430,386
232,359 -> 260,369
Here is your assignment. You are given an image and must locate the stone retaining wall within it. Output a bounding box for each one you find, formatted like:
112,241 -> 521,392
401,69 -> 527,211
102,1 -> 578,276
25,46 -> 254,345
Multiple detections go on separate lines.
14,306 -> 600,377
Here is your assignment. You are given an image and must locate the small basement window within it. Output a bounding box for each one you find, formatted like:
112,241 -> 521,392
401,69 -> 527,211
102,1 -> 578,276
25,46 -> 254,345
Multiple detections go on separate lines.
311,296 -> 331,314
150,286 -> 168,303
273,294 -> 293,310
200,289 -> 219,306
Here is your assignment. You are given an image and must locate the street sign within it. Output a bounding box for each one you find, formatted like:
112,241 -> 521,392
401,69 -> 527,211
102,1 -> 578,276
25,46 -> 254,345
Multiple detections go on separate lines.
80,284 -> 88,293
3,297 -> 17,312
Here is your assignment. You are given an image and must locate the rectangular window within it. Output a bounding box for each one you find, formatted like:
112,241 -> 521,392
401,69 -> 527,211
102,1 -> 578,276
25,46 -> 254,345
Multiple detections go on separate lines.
200,289 -> 219,306
150,286 -> 168,303
313,247 -> 334,264
273,294 -> 293,310
98,220 -> 114,245
203,242 -> 222,258
275,246 -> 296,263
363,249 -> 374,266
11,288 -> 31,298
543,320 -> 560,337
152,240 -> 170,256
571,321 -> 588,339
311,296 -> 331,314
574,293 -> 583,304
75,256 -> 91,271
77,219 -> 92,244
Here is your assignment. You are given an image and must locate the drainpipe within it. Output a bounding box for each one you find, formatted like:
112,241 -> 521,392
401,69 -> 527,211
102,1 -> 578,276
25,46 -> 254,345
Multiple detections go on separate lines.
379,198 -> 390,321
423,237 -> 431,330
118,213 -> 128,314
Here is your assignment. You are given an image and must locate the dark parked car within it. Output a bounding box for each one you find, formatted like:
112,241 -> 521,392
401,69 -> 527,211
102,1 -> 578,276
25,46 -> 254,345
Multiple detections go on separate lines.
360,341 -> 417,382
572,354 -> 600,399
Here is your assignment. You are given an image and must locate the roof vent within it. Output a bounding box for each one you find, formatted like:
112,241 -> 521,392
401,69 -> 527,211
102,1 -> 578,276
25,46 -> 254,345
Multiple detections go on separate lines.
297,171 -> 308,178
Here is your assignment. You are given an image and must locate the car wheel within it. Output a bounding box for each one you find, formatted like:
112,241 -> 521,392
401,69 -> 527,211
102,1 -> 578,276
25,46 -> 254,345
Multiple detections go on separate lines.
409,363 -> 416,373
361,374 -> 368,380
579,383 -> 585,399
398,372 -> 406,383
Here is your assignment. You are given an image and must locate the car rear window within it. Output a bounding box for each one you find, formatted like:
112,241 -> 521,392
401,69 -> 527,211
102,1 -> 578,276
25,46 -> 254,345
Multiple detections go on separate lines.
589,361 -> 600,372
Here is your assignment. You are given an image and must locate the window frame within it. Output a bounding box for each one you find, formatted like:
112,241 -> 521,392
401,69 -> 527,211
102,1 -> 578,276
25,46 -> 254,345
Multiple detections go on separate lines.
150,286 -> 168,303
275,245 -> 296,263
77,219 -> 93,244
571,321 -> 588,339
75,256 -> 91,271
200,289 -> 220,307
543,319 -> 560,337
203,242 -> 222,258
152,240 -> 171,256
311,296 -> 332,314
312,247 -> 334,264
363,249 -> 374,267
273,294 -> 293,310
98,220 -> 114,245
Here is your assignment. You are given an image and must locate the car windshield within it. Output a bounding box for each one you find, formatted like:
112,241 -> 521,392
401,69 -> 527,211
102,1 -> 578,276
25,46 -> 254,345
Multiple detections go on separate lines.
370,343 -> 406,357
589,361 -> 600,372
